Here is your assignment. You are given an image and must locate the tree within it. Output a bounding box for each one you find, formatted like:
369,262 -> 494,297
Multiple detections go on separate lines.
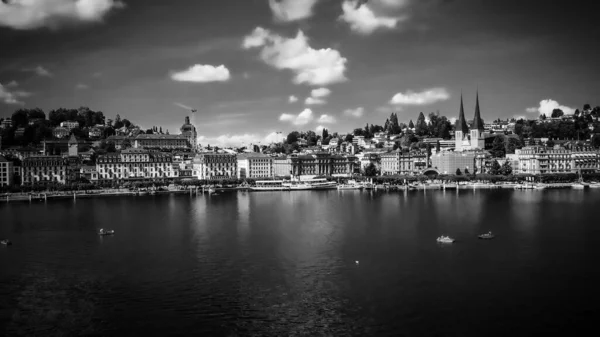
393,142 -> 400,150
546,139 -> 555,148
322,128 -> 329,139
464,168 -> 470,175
583,103 -> 591,111
11,109 -> 28,127
286,131 -> 300,144
455,168 -> 462,175
122,119 -> 132,128
415,112 -> 427,136
344,134 -> 354,143
539,114 -> 546,120
489,160 -> 501,175
500,161 -> 512,176
408,120 -> 414,129
551,109 -> 564,118
491,136 -> 505,158
592,134 -> 600,149
364,163 -> 379,177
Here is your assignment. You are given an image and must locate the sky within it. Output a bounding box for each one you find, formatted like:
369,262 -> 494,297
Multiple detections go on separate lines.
1,0 -> 599,146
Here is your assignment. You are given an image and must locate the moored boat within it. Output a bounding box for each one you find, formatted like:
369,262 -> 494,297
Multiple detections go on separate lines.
572,183 -> 586,189
478,231 -> 495,240
250,180 -> 290,191
436,235 -> 455,243
337,180 -> 363,190
283,178 -> 337,190
589,183 -> 600,188
99,228 -> 115,236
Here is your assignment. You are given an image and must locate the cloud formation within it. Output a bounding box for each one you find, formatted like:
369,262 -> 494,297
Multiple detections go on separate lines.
390,87 -> 450,105
0,0 -> 124,30
170,64 -> 231,83
305,87 -> 331,105
340,0 -> 406,35
526,99 -> 575,117
280,108 -> 314,125
198,131 -> 285,147
75,83 -> 89,89
22,65 -> 52,77
288,95 -> 298,103
0,81 -> 31,105
317,114 -> 336,123
268,0 -> 318,23
242,27 -> 348,86
344,107 -> 364,117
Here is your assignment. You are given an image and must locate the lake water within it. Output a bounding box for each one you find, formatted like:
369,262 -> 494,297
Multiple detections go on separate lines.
1,189 -> 599,336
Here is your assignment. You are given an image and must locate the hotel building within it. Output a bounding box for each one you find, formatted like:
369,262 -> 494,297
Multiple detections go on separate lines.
93,148 -> 176,181
21,156 -> 68,185
192,153 -> 237,180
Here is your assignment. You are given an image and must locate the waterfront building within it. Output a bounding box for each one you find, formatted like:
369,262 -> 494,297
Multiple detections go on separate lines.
21,156 -> 68,185
93,149 -> 176,181
290,153 -> 355,177
192,153 -> 237,180
455,92 -> 486,151
273,156 -> 292,177
431,151 -> 479,175
133,134 -> 190,150
381,150 -> 428,175
60,120 -> 79,130
516,146 -> 599,175
180,116 -> 197,150
237,153 -> 273,179
0,155 -> 13,186
380,150 -> 401,175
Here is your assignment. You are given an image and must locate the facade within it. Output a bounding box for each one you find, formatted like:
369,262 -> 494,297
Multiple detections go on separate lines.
133,134 -> 190,149
93,149 -> 176,181
431,151 -> 478,175
516,146 -> 599,175
60,120 -> 79,130
237,153 -> 273,179
21,156 -> 68,185
455,93 -> 486,151
0,155 -> 13,187
53,127 -> 70,139
192,153 -> 237,180
290,153 -> 355,177
89,127 -> 102,138
180,116 -> 197,149
381,151 -> 428,175
273,156 -> 292,177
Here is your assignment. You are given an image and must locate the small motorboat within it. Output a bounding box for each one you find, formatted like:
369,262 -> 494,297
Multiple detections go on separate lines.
437,236 -> 455,243
478,231 -> 495,240
99,228 -> 115,236
1,239 -> 12,246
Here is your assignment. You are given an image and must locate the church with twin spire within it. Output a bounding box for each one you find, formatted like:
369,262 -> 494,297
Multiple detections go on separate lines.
454,92 -> 486,152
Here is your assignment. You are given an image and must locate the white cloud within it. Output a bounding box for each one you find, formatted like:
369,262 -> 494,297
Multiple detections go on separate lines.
288,95 -> 298,103
197,131 -> 284,147
340,0 -> 405,35
526,99 -> 575,117
0,0 -> 124,30
22,65 -> 52,77
242,27 -> 348,86
75,83 -> 89,89
378,0 -> 410,8
343,107 -> 364,117
173,102 -> 194,110
390,87 -> 450,105
268,0 -> 318,23
318,114 -> 336,123
315,125 -> 325,133
305,87 -> 331,105
170,64 -> 231,83
449,117 -> 457,124
0,82 -> 31,105
280,108 -> 314,126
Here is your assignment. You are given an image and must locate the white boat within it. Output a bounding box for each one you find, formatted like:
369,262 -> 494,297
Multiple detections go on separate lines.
478,231 -> 495,240
589,183 -> 600,189
283,178 -> 337,190
249,180 -> 290,191
99,228 -> 115,236
533,184 -> 547,190
337,180 -> 363,190
436,236 -> 455,243
572,183 -> 586,189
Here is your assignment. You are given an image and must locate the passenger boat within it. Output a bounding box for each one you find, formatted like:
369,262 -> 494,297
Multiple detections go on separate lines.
250,180 -> 290,191
589,183 -> 600,189
283,178 -> 337,190
533,184 -> 547,190
337,180 -> 363,190
572,183 -> 586,189
478,231 -> 495,240
99,228 -> 115,236
1,239 -> 12,246
436,236 -> 455,243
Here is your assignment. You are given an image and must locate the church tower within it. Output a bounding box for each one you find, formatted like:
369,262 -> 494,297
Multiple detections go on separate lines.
454,94 -> 470,151
180,116 -> 197,150
470,91 -> 485,149
68,134 -> 79,157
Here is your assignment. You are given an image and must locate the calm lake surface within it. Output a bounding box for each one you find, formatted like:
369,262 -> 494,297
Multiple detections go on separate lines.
1,189 -> 599,336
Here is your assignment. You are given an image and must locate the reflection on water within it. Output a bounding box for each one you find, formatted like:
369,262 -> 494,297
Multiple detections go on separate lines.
1,189 -> 600,336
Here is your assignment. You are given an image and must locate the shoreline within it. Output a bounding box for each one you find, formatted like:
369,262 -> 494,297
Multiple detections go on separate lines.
0,182 -> 594,203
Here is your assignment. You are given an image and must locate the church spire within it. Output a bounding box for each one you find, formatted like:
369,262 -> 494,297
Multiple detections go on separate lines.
456,93 -> 469,134
472,90 -> 484,131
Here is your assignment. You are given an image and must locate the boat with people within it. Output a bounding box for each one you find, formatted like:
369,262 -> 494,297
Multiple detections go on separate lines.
249,180 -> 290,191
478,231 -> 495,240
337,180 -> 363,190
436,236 -> 455,243
282,177 -> 337,190
99,228 -> 115,236
1,239 -> 12,246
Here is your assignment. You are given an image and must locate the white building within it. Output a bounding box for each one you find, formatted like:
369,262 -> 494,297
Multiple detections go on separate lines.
193,153 -> 237,180
237,153 -> 273,179
93,148 -> 177,181
60,120 -> 80,130
0,155 -> 13,187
